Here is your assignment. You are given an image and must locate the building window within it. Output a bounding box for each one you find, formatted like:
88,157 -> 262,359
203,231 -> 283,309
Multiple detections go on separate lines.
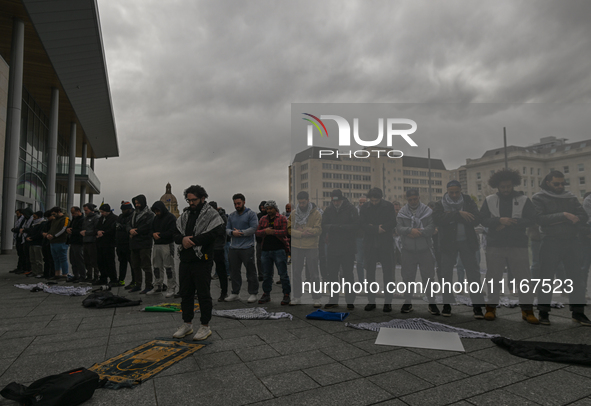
477,184 -> 481,191
537,168 -> 541,175
323,192 -> 331,197
300,173 -> 308,180
579,163 -> 584,172
333,173 -> 342,179
565,178 -> 570,186
322,182 -> 332,188
435,172 -> 441,178
403,170 -> 410,175
322,173 -> 332,179
333,164 -> 342,170
322,163 -> 331,169
523,179 -> 527,187
531,179 -> 534,188
301,163 -> 308,171
476,172 -> 481,180
564,166 -> 569,174
530,168 -> 533,175
300,182 -> 308,189
523,167 -> 526,175
580,177 -> 585,185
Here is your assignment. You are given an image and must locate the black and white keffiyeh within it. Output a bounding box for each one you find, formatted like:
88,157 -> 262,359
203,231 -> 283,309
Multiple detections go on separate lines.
176,203 -> 224,259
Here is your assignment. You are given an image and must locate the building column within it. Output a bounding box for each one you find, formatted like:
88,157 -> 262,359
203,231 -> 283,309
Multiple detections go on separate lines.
88,157 -> 94,204
79,142 -> 87,207
1,18 -> 24,254
67,122 -> 76,211
45,87 -> 59,209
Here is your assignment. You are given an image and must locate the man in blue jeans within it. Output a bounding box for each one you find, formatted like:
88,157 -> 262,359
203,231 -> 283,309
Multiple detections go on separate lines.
256,200 -> 291,305
46,207 -> 70,278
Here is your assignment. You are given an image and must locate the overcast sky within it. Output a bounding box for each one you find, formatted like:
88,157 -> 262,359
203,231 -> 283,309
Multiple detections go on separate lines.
93,0 -> 591,213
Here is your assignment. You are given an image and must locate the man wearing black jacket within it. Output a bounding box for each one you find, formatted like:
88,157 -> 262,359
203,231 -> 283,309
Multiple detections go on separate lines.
322,189 -> 359,309
172,185 -> 224,341
66,206 -> 85,283
433,180 -> 485,318
479,169 -> 539,324
532,170 -> 590,326
81,203 -> 100,283
150,201 -> 178,297
117,202 -> 134,288
360,188 -> 397,312
128,195 -> 155,294
96,204 -> 118,286
209,201 -> 229,301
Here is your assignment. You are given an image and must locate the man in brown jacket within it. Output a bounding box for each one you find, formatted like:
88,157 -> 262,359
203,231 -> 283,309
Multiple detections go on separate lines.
288,191 -> 322,307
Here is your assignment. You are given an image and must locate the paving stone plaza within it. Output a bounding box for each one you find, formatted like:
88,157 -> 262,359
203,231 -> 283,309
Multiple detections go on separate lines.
0,253 -> 590,406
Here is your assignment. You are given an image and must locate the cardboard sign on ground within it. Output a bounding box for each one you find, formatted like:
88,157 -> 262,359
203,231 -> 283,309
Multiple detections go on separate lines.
375,327 -> 465,352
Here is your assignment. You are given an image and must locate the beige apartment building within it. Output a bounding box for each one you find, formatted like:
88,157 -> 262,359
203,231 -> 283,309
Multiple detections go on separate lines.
289,147 -> 448,208
456,137 -> 591,204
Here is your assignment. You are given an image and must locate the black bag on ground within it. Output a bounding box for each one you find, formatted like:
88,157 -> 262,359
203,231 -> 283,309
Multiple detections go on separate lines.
0,367 -> 100,406
82,291 -> 141,308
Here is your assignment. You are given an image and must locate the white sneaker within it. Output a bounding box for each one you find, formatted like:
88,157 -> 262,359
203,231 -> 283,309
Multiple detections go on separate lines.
146,287 -> 160,295
193,325 -> 212,341
313,301 -> 322,308
247,294 -> 257,303
289,298 -> 300,306
225,293 -> 240,302
173,323 -> 193,338
165,291 -> 175,298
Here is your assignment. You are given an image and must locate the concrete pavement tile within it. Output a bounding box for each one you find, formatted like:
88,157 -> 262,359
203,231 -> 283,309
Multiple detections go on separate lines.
319,341 -> 370,361
256,328 -> 301,344
460,338 -> 497,353
333,329 -> 378,343
438,354 -> 499,375
342,349 -> 430,377
245,350 -> 334,378
85,380 -> 158,405
303,363 -> 361,386
400,369 -> 525,406
470,346 -> 527,367
468,389 -> 540,406
506,360 -> 565,378
404,360 -> 469,385
406,347 -> 462,360
261,370 -> 320,396
304,319 -> 351,334
195,350 -> 241,369
21,335 -> 110,357
235,344 -> 281,362
247,378 -> 393,406
504,370 -> 591,406
1,324 -> 78,340
196,334 -> 265,355
157,354 -> 200,378
0,337 -> 35,359
565,365 -> 591,379
269,334 -> 346,355
371,399 -> 410,406
352,338 -> 402,355
367,369 -> 434,397
153,363 -> 273,406
0,357 -> 17,377
0,314 -> 50,327
567,398 -> 591,406
286,325 -> 331,339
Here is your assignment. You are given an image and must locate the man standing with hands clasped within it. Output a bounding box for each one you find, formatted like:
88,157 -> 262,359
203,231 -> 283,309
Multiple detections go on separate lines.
172,185 -> 225,340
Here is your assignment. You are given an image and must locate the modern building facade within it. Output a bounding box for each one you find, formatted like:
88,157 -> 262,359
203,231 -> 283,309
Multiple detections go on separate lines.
289,147 -> 448,208
0,0 -> 118,253
457,137 -> 591,203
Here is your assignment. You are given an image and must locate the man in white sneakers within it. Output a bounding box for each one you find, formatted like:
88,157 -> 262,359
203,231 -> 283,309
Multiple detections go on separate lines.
172,185 -> 225,340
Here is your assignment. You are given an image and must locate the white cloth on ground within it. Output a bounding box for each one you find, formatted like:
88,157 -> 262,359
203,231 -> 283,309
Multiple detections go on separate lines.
212,307 -> 293,320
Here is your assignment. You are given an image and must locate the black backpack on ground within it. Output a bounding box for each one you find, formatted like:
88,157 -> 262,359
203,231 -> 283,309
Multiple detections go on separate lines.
0,368 -> 101,406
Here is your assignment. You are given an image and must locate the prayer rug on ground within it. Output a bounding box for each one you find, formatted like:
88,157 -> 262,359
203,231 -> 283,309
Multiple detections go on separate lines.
346,317 -> 499,339
212,307 -> 293,320
141,303 -> 200,312
89,340 -> 205,389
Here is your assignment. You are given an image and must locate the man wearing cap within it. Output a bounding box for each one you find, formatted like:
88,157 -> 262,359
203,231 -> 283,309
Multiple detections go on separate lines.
117,202 -> 134,288
96,204 -> 119,286
80,203 -> 100,283
256,200 -> 291,305
322,189 -> 359,309
433,180 -> 485,318
361,187 -> 397,312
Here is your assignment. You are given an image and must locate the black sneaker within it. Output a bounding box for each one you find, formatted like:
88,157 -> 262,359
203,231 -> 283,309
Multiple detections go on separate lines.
124,282 -> 136,290
401,304 -> 413,313
324,303 -> 338,309
428,304 -> 440,315
383,304 -> 392,313
442,304 -> 452,317
281,294 -> 290,305
129,286 -> 141,293
473,307 -> 484,320
92,279 -> 106,286
572,312 -> 591,326
140,287 -> 153,294
218,293 -> 228,302
539,311 -> 550,325
258,293 -> 271,304
364,304 -> 376,311
347,304 -> 355,310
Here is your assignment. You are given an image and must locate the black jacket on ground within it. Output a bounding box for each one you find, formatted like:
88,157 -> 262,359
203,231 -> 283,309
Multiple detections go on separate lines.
479,191 -> 536,248
492,337 -> 591,366
360,199 -> 397,251
68,214 -> 85,245
128,194 -> 154,250
532,191 -> 589,239
96,212 -> 117,248
151,201 -> 177,245
321,199 -> 359,256
432,193 -> 481,253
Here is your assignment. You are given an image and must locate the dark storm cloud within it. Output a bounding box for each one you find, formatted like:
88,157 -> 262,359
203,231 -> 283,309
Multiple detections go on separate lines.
93,0 -> 591,212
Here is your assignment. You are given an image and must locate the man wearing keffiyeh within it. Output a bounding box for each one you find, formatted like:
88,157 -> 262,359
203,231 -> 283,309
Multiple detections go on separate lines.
172,185 -> 225,341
